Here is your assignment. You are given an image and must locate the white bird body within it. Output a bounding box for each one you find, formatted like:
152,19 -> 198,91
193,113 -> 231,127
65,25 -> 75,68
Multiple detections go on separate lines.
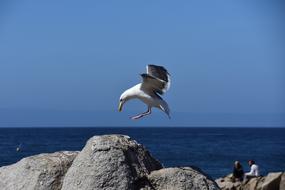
125,83 -> 168,109
119,65 -> 171,120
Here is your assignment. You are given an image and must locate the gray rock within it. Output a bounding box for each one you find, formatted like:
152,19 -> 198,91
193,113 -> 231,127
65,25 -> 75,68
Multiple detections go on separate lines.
147,167 -> 220,190
0,151 -> 78,190
61,134 -> 162,190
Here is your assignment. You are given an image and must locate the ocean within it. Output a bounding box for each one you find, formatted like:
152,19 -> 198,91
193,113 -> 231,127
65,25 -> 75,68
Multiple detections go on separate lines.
0,127 -> 284,179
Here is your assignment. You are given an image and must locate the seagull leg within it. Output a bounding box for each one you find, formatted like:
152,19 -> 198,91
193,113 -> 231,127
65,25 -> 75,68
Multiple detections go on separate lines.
131,107 -> 152,120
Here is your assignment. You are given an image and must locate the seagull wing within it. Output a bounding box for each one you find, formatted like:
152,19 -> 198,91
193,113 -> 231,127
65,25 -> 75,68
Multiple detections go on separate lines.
140,65 -> 171,95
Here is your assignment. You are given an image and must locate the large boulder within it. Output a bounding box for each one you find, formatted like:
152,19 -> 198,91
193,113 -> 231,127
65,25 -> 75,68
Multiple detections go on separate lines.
146,167 -> 220,190
0,151 -> 78,190
61,135 -> 163,190
216,172 -> 285,190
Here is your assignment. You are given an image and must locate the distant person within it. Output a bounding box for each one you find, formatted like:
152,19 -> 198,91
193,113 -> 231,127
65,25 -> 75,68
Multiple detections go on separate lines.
245,160 -> 260,179
232,161 -> 244,181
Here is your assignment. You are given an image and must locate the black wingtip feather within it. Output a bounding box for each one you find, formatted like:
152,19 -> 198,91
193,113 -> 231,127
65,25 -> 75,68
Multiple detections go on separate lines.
148,64 -> 170,75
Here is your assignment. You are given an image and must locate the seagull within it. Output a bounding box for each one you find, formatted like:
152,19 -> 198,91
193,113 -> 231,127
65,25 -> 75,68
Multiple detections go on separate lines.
16,143 -> 22,152
118,64 -> 171,120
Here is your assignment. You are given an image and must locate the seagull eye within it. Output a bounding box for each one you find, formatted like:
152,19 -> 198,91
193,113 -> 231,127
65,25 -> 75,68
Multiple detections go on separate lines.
120,99 -> 123,102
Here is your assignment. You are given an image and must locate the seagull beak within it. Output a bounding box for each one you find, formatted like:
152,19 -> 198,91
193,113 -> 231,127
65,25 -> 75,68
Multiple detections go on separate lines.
118,101 -> 123,112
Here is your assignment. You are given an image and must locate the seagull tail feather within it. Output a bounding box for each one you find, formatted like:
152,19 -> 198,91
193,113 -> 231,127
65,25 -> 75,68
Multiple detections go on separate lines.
159,100 -> 171,119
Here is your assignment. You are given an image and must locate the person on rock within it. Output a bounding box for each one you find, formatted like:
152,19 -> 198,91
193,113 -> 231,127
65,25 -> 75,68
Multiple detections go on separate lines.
232,161 -> 244,182
244,160 -> 260,180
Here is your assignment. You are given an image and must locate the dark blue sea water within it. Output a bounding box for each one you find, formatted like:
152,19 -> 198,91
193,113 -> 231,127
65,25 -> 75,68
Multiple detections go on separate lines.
0,127 -> 284,179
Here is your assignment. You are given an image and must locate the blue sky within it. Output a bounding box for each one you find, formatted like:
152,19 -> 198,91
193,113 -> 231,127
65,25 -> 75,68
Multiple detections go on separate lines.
0,1 -> 284,127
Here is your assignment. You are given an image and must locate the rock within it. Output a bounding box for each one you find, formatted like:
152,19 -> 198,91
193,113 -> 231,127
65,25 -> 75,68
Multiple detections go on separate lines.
0,151 -> 78,190
280,173 -> 285,190
216,172 -> 285,190
61,135 -> 163,190
215,174 -> 243,190
261,172 -> 282,190
146,167 -> 220,190
243,177 -> 262,190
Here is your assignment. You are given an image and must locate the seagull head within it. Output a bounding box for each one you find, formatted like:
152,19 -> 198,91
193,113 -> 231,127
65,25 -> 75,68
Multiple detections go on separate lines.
118,89 -> 132,112
118,97 -> 125,112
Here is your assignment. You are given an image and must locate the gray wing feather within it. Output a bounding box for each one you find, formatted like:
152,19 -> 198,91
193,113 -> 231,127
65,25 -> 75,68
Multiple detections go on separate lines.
147,65 -> 170,82
141,74 -> 165,95
140,65 -> 171,95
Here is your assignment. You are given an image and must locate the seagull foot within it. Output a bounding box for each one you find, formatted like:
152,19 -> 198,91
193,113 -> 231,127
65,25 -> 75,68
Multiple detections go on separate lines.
130,114 -> 143,120
130,108 -> 152,120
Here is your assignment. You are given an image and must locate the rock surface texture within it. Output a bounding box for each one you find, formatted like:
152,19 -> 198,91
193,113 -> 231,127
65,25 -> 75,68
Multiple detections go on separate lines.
0,134 -> 220,190
61,135 -> 163,190
146,167 -> 219,190
216,172 -> 285,190
0,151 -> 78,190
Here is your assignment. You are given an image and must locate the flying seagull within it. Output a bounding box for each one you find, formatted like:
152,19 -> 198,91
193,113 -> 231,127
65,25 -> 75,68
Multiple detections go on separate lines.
118,65 -> 171,120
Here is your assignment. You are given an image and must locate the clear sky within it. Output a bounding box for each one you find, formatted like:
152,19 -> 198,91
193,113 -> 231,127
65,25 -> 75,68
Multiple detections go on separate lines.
0,0 -> 285,127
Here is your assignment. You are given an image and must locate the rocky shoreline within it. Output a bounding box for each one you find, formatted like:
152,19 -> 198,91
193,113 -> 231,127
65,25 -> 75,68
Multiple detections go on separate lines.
0,134 -> 284,190
0,135 -> 219,190
216,172 -> 285,190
